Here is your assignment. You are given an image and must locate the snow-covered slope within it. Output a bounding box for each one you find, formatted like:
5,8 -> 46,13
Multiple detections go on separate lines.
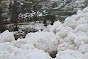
1,7 -> 88,59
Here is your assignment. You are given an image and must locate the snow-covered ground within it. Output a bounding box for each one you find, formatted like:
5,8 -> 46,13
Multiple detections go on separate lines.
18,22 -> 46,31
1,7 -> 88,59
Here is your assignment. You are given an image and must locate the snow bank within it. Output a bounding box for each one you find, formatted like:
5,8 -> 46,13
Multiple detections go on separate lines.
0,39 -> 51,59
44,6 -> 88,59
1,7 -> 88,59
0,31 -> 52,59
55,7 -> 88,59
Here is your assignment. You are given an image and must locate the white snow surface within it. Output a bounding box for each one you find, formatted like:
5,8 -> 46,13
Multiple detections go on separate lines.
0,30 -> 15,43
25,32 -> 58,54
1,7 -> 88,59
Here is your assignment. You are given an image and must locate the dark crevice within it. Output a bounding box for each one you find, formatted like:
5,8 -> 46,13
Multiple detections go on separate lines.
49,51 -> 57,58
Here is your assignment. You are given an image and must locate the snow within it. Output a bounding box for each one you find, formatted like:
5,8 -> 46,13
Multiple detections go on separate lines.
25,32 -> 58,54
0,39 -> 51,59
83,7 -> 88,13
12,49 -> 51,59
0,30 -> 15,43
18,12 -> 43,18
75,24 -> 88,32
1,7 -> 88,59
55,49 -> 83,59
19,22 -> 46,31
63,16 -> 77,29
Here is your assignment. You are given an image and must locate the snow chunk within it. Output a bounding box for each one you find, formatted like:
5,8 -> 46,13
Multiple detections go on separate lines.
0,43 -> 51,59
55,49 -> 83,59
57,31 -> 88,53
0,30 -> 15,43
56,26 -> 73,38
75,24 -> 88,32
83,7 -> 88,13
12,39 -> 35,51
78,44 -> 88,53
63,17 -> 77,29
77,18 -> 87,25
25,32 -> 58,54
0,40 -> 51,59
46,21 -> 64,33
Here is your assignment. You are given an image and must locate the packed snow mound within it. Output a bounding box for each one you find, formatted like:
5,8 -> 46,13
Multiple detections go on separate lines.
0,30 -> 15,43
45,21 -> 64,33
0,46 -> 51,59
56,26 -> 73,38
25,32 -> 59,54
0,40 -> 51,59
1,7 -> 88,59
44,6 -> 88,58
63,17 -> 77,29
57,31 -> 88,53
12,49 -> 52,59
45,21 -> 73,38
63,8 -> 88,29
12,39 -> 35,51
